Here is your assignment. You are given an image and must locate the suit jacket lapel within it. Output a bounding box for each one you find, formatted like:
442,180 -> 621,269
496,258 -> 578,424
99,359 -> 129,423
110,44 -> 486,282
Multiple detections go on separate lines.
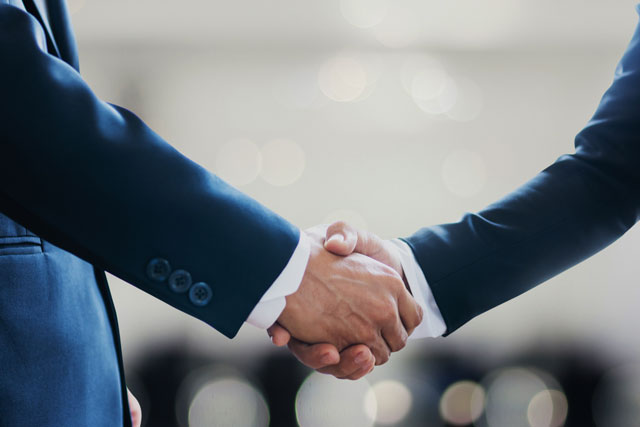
23,0 -> 61,58
5,0 -> 26,10
45,0 -> 80,71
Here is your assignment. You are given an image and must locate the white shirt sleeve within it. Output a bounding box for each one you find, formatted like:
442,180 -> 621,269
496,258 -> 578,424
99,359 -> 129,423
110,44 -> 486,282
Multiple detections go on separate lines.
389,239 -> 447,339
245,231 -> 311,329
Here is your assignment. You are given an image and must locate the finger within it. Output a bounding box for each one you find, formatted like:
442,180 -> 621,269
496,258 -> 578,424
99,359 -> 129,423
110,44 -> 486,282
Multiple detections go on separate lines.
339,347 -> 375,380
324,221 -> 358,256
127,389 -> 142,427
345,360 -> 376,381
368,333 -> 392,366
267,323 -> 291,347
325,221 -> 381,258
288,338 -> 341,369
317,345 -> 375,379
325,223 -> 405,283
397,287 -> 424,336
381,315 -> 409,353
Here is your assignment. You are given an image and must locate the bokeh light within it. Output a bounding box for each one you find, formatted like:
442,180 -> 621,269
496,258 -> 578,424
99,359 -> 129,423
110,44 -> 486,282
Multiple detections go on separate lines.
527,389 -> 569,427
364,380 -> 413,425
413,76 -> 458,115
188,377 -> 269,427
410,67 -> 449,102
340,0 -> 389,29
404,59 -> 482,120
260,139 -> 306,186
318,56 -> 368,102
439,380 -> 486,425
215,139 -> 262,187
441,149 -> 487,197
409,63 -> 460,116
401,56 -> 445,96
481,367 -> 557,427
350,53 -> 383,102
295,372 -> 375,427
446,77 -> 484,122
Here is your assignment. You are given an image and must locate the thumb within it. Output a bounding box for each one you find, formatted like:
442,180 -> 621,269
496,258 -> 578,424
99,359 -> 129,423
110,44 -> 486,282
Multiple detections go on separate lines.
127,389 -> 142,427
267,323 -> 292,347
325,221 -> 402,277
325,221 -> 383,259
324,221 -> 358,256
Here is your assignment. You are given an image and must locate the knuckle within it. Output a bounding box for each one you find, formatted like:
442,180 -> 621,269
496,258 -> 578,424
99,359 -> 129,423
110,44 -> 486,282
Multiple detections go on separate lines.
371,310 -> 385,325
362,331 -> 378,345
384,276 -> 404,296
415,304 -> 424,326
374,297 -> 396,320
384,265 -> 401,279
382,301 -> 398,322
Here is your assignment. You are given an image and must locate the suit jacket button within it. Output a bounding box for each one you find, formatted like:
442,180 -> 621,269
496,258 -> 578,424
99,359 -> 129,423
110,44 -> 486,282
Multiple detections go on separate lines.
168,270 -> 192,293
189,282 -> 212,307
146,258 -> 171,282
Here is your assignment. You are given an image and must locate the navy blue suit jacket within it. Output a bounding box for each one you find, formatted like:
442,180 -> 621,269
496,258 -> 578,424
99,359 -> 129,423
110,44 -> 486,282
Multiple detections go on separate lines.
0,1 -> 299,425
406,8 -> 640,335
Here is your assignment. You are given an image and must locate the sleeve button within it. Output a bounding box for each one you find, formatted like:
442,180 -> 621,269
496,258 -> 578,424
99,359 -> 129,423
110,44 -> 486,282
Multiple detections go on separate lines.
189,282 -> 212,307
168,270 -> 192,293
146,258 -> 171,282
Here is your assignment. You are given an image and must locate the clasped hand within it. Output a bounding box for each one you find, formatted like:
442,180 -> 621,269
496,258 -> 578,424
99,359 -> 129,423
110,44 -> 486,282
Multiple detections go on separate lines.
271,222 -> 421,380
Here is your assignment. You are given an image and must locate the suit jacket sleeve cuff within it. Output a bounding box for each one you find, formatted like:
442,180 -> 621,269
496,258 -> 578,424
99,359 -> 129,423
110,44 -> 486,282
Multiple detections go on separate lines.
246,230 -> 311,329
390,239 -> 447,338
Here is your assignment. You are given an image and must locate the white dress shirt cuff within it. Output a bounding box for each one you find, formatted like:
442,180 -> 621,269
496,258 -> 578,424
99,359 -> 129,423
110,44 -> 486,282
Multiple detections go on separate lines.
245,230 -> 311,329
390,239 -> 447,339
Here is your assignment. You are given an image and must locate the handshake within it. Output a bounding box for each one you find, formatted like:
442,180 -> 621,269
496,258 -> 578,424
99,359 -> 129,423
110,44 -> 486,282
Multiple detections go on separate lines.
268,221 -> 424,380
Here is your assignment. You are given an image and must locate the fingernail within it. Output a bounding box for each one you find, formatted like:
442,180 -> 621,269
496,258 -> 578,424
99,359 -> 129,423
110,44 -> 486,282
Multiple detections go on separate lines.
326,234 -> 344,245
321,353 -> 334,364
355,352 -> 368,365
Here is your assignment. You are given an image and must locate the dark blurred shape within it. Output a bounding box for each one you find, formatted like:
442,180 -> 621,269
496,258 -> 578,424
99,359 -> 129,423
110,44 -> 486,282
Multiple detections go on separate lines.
127,344 -> 218,427
126,340 -> 615,427
255,352 -> 310,427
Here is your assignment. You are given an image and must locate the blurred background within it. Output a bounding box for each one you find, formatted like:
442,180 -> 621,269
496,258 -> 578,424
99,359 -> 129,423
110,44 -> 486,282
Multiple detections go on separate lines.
70,0 -> 640,425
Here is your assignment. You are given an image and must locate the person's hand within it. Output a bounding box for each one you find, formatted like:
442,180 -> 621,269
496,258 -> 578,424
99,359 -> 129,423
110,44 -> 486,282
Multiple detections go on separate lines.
269,221 -> 409,379
269,327 -> 377,380
276,225 -> 422,365
128,388 -> 142,427
323,221 -> 403,279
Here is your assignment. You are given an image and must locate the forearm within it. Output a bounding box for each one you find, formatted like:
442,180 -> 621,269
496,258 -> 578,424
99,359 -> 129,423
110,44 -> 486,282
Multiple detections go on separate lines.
0,5 -> 299,337
406,7 -> 640,334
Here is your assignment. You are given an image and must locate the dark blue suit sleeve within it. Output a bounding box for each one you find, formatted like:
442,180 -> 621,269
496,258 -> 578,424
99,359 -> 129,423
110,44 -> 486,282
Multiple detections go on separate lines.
405,7 -> 640,335
0,5 -> 299,338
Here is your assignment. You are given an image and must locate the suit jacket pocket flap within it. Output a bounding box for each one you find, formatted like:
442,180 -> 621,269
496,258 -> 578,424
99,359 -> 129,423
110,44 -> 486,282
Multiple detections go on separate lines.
0,236 -> 43,255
